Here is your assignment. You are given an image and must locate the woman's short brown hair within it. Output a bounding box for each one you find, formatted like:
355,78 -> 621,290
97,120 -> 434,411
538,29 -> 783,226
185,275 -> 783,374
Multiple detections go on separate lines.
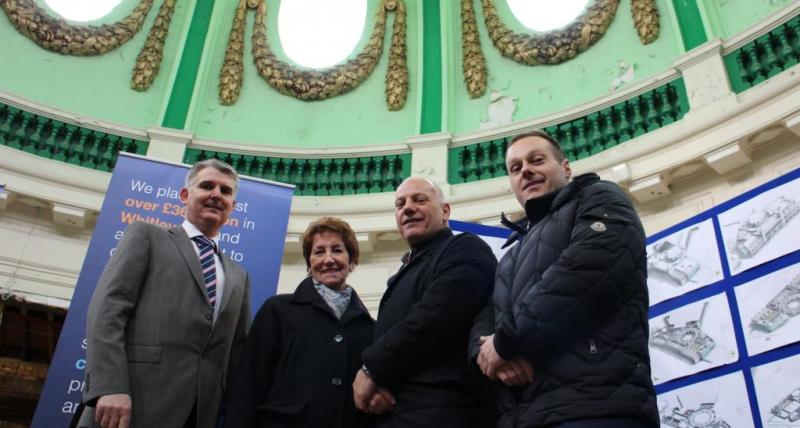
301,217 -> 360,267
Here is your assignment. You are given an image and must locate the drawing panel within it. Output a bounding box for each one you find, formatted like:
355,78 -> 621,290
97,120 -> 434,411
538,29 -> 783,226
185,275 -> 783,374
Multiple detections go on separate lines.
657,371 -> 754,428
718,178 -> 800,275
650,294 -> 739,385
735,262 -> 800,357
648,219 -> 725,305
752,353 -> 800,427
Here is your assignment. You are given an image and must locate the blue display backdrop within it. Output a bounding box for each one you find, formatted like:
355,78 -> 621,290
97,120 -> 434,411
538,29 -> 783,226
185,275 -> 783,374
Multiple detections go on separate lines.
453,166 -> 800,428
31,154 -> 294,428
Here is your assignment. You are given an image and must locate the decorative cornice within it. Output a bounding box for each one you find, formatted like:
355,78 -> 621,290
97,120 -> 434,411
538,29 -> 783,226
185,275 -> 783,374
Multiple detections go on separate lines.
672,38 -> 724,71
405,132 -> 453,149
2,64 -> 799,234
0,146 -> 109,211
146,127 -> 193,144
189,138 -> 410,158
0,90 -> 148,140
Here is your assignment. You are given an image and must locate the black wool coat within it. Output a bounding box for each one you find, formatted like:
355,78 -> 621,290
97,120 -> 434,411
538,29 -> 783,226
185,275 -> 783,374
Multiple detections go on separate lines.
471,173 -> 658,428
362,229 -> 498,428
224,278 -> 375,428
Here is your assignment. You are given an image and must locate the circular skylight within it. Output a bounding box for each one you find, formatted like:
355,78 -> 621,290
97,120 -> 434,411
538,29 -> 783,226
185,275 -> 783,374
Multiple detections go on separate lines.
45,0 -> 123,22
278,0 -> 367,70
506,0 -> 592,32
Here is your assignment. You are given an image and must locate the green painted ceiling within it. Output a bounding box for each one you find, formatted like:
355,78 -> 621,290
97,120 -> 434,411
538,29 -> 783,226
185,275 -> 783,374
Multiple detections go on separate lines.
0,0 -> 792,148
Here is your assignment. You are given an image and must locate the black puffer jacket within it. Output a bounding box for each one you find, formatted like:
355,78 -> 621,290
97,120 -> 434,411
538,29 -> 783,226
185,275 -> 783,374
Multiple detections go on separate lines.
473,173 -> 658,427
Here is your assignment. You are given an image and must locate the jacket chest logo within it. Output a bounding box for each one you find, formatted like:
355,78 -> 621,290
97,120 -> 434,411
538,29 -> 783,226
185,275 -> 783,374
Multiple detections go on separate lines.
590,221 -> 607,232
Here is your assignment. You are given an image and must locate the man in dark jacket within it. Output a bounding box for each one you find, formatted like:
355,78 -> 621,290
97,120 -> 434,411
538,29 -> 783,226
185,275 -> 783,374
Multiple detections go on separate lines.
473,131 -> 658,428
353,177 -> 497,427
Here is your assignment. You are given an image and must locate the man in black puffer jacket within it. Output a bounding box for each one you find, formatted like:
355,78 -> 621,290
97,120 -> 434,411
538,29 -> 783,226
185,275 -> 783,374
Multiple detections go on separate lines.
471,131 -> 658,428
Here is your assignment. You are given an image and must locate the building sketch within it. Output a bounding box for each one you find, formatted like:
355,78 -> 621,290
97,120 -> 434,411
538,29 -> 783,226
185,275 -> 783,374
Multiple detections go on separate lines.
772,388 -> 800,423
752,273 -> 800,333
727,196 -> 800,268
662,398 -> 731,428
648,226 -> 701,286
652,302 -> 715,364
657,372 -> 754,428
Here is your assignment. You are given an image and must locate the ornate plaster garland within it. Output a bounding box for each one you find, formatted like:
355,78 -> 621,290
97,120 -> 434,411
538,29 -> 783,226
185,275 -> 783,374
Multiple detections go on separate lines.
461,0 -> 660,98
631,0 -> 660,44
461,0 -> 488,98
219,0 -> 408,111
1,0 -> 154,55
131,0 -> 177,91
1,0 -> 178,91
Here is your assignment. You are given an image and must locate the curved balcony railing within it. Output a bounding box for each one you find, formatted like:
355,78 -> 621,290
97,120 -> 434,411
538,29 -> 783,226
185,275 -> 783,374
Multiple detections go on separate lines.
448,78 -> 689,184
184,148 -> 411,196
725,12 -> 800,93
0,102 -> 148,170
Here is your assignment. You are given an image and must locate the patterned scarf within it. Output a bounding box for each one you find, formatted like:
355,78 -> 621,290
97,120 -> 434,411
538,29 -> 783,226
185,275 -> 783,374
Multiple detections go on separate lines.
314,281 -> 353,319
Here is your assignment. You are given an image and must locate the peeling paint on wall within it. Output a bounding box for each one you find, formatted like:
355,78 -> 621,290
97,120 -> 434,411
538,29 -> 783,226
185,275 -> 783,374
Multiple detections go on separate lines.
480,90 -> 517,129
610,61 -> 636,90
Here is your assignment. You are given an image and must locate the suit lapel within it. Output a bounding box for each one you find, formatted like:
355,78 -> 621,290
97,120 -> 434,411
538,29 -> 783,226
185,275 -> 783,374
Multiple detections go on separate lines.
217,255 -> 239,315
169,227 -> 210,303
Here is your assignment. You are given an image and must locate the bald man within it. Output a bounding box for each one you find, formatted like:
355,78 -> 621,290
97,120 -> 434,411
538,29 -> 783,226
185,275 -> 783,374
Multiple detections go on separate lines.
352,178 -> 497,428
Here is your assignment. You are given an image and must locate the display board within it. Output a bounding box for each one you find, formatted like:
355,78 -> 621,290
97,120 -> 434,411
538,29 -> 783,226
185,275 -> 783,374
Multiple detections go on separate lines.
648,166 -> 800,428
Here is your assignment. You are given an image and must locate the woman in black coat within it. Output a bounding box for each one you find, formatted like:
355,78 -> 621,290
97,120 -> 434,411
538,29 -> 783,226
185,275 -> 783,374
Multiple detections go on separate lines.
224,217 -> 376,428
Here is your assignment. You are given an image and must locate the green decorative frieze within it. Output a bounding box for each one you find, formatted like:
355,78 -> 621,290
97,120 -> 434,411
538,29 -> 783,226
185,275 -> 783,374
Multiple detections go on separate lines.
449,78 -> 689,184
724,13 -> 800,93
184,149 -> 411,196
0,102 -> 148,171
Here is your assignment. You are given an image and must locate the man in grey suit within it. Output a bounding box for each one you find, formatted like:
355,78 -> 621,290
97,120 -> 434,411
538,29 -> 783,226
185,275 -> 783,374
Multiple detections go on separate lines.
79,159 -> 251,428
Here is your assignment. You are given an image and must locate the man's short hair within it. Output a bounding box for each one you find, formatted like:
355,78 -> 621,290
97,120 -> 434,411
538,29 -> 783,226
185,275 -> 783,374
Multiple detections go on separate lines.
508,130 -> 567,162
397,177 -> 446,204
185,158 -> 240,196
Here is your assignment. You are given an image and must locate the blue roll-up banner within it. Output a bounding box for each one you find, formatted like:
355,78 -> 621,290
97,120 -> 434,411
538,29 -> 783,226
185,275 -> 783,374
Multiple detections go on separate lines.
31,153 -> 294,427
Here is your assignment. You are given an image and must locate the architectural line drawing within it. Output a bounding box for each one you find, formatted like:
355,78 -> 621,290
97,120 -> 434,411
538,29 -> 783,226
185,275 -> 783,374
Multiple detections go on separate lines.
752,273 -> 800,333
651,302 -> 715,364
648,226 -> 701,285
662,400 -> 731,428
771,388 -> 800,423
725,196 -> 800,268
660,389 -> 732,428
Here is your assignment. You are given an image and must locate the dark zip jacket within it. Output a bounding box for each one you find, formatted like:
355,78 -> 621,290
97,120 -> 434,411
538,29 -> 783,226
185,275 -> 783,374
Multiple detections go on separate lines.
471,173 -> 658,427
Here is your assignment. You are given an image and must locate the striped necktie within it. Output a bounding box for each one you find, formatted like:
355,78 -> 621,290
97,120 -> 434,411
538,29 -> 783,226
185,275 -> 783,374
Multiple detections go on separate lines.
191,236 -> 217,310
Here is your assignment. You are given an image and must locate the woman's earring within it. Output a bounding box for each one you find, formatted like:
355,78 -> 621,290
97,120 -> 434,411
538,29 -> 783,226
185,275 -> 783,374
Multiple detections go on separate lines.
349,264 -> 355,272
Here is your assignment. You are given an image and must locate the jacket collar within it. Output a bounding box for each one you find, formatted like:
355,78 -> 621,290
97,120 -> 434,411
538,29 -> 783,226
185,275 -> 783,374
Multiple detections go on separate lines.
389,228 -> 453,289
290,277 -> 371,324
501,173 -> 599,247
400,227 -> 453,266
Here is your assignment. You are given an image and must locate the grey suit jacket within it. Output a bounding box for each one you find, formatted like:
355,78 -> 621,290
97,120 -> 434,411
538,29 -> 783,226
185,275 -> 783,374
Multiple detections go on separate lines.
80,221 -> 251,428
